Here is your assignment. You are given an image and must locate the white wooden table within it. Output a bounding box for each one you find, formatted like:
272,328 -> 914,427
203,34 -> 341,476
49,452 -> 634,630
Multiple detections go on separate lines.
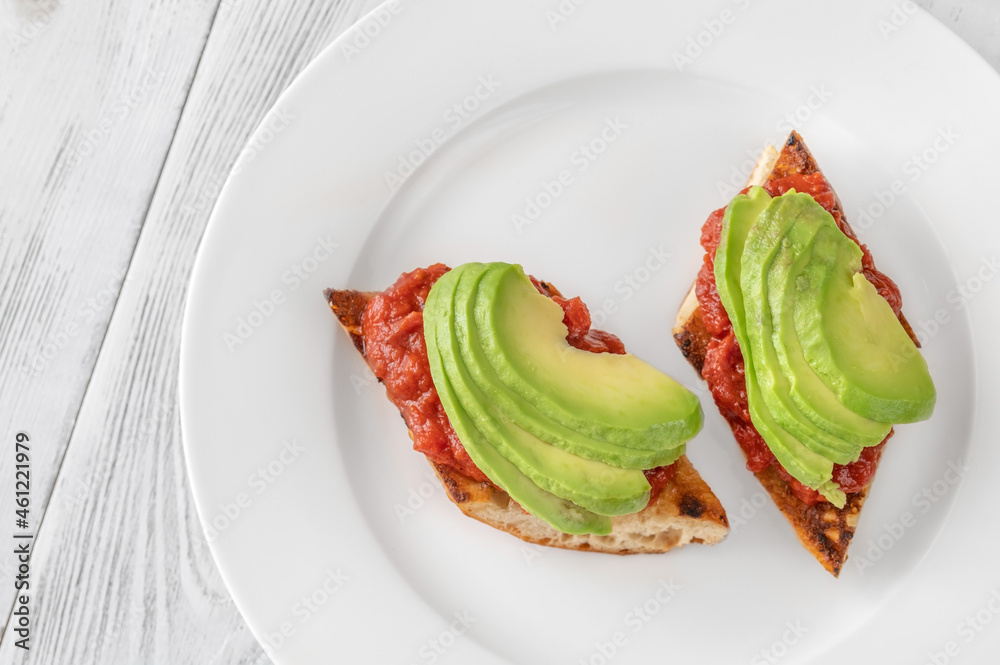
0,1 -> 997,663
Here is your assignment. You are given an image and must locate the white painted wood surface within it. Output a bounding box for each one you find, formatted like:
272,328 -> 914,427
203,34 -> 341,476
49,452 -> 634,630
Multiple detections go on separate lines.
0,0 -> 996,663
0,0 -> 381,663
0,0 -> 221,645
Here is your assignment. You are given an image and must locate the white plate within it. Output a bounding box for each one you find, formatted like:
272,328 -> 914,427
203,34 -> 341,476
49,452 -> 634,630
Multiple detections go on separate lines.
180,1 -> 1000,663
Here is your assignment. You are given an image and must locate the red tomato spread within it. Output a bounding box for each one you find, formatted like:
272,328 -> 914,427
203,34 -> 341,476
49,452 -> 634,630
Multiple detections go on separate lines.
361,264 -> 486,480
696,174 -> 900,505
362,265 -> 675,502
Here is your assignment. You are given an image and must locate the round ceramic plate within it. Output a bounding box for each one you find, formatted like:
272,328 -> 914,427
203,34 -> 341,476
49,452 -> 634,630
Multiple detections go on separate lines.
180,0 -> 1000,662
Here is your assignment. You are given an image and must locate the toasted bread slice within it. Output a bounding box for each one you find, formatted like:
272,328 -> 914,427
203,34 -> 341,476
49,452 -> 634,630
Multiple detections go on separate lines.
672,132 -> 910,576
326,286 -> 729,554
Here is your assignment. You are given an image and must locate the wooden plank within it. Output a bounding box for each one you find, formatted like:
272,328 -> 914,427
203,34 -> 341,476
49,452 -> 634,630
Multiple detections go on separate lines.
0,0 -> 380,663
1,0 -> 995,663
0,0 -> 221,640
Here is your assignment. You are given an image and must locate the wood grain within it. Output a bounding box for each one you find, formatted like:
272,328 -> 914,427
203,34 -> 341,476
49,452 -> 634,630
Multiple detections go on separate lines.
0,1 -> 382,663
0,0 -> 997,663
0,0 -> 221,642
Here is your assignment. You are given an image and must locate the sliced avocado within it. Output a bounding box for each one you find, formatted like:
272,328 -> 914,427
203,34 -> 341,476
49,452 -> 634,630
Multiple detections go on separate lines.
769,221 -> 892,447
471,418 -> 651,516
439,264 -> 651,516
714,186 -> 773,345
456,263 -> 682,470
715,187 -> 932,504
474,263 -> 702,450
715,188 -> 843,506
794,233 -> 936,423
455,263 -> 685,469
742,194 -> 872,464
423,265 -> 611,534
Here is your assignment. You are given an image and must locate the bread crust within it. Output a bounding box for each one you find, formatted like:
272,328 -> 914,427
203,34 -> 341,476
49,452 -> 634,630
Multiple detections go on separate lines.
672,131 -> 903,576
326,285 -> 729,554
430,454 -> 729,554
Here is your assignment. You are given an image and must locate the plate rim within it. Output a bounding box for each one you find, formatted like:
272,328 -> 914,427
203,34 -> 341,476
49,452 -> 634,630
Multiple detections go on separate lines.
180,1 -> 1000,663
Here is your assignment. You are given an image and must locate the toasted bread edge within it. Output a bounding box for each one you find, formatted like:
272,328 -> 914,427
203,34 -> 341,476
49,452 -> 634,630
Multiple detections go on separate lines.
671,131 -> 889,576
325,287 -> 729,554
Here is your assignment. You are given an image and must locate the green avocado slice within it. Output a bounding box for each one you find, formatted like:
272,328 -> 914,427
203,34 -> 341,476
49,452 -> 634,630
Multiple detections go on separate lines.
794,226 -> 936,423
742,194 -> 873,464
423,265 -> 611,534
770,221 -> 892,447
474,263 -> 702,450
715,188 -> 842,506
442,264 -> 651,516
715,186 -> 933,505
457,263 -> 685,469
715,186 -> 772,346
